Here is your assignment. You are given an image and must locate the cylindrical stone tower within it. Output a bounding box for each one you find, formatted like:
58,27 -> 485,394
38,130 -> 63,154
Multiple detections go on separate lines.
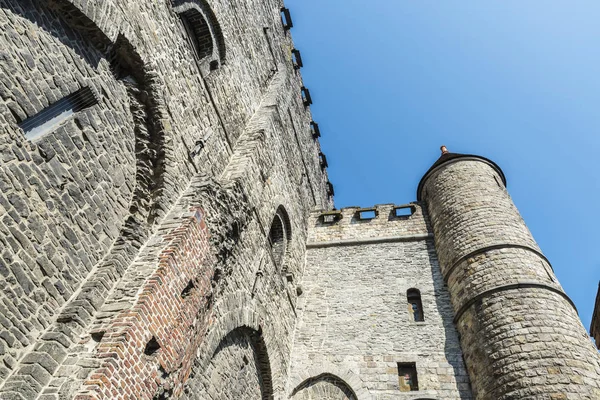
418,146 -> 600,399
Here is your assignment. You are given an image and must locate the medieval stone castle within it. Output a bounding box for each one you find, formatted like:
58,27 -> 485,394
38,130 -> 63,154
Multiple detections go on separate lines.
0,1 -> 599,399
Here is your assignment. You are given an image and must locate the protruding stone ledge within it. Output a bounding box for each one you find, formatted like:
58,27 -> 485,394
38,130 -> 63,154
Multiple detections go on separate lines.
453,281 -> 577,324
307,233 -> 433,249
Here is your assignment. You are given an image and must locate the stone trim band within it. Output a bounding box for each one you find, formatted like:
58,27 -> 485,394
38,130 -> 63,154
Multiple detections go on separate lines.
443,243 -> 554,283
453,281 -> 577,324
306,233 -> 433,249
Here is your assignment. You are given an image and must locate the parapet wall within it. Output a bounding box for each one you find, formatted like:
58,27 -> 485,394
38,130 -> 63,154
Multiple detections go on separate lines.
307,203 -> 431,245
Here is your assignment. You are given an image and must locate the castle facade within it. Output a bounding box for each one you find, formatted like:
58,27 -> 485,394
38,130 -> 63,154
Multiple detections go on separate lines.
0,1 -> 599,399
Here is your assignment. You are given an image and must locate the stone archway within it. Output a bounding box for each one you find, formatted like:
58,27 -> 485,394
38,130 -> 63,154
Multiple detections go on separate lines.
291,373 -> 357,400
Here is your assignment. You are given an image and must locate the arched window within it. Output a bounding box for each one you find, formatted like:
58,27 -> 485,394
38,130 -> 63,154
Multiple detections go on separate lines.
268,206 -> 291,269
407,289 -> 424,322
173,1 -> 225,72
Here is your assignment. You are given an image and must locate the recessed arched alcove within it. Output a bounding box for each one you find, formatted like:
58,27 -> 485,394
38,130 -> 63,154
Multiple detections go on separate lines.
291,373 -> 358,400
172,0 -> 226,72
182,326 -> 274,400
268,205 -> 292,270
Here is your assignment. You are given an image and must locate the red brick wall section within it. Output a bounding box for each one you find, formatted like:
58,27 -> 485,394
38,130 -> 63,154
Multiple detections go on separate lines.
75,208 -> 216,399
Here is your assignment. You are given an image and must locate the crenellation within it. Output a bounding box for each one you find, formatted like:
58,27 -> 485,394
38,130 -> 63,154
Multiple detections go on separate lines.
308,202 -> 430,244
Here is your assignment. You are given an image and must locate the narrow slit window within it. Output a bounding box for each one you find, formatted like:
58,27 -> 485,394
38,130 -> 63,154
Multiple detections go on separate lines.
407,289 -> 424,322
397,362 -> 419,392
268,206 -> 291,269
19,86 -> 98,141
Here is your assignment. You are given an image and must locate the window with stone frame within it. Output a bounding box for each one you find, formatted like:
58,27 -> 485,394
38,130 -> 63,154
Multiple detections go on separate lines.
407,288 -> 424,322
173,1 -> 225,72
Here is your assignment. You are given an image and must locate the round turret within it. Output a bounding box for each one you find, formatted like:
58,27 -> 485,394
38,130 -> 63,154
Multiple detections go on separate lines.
420,146 -> 600,399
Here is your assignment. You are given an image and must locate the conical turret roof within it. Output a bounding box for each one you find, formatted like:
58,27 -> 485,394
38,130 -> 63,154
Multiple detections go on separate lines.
417,146 -> 506,201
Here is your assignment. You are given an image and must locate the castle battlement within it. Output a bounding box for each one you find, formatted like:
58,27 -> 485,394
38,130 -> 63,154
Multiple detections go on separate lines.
307,202 -> 431,246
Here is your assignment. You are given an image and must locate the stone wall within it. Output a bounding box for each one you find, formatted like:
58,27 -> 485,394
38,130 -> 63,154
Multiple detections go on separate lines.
592,284 -> 600,349
0,0 -> 330,398
421,157 -> 600,399
289,204 -> 472,400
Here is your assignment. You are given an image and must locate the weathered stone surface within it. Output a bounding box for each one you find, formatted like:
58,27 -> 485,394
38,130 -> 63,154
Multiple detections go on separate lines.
0,1 -> 598,400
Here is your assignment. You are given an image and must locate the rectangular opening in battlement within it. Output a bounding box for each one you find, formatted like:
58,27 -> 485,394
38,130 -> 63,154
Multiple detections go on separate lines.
310,121 -> 321,139
19,86 -> 98,141
357,209 -> 377,220
320,211 -> 341,224
301,87 -> 312,107
397,363 -> 418,392
319,152 -> 328,169
393,205 -> 414,218
292,48 -> 303,69
280,8 -> 293,30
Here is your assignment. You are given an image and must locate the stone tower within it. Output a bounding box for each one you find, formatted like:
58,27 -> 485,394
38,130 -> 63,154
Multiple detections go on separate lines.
419,147 -> 600,399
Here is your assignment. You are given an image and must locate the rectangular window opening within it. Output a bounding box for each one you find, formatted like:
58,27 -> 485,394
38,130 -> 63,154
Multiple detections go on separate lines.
358,209 -> 377,220
321,212 -> 341,224
19,86 -> 98,141
280,8 -> 293,30
301,87 -> 312,107
394,206 -> 413,218
310,121 -> 321,139
292,48 -> 303,69
319,152 -> 328,169
397,363 -> 419,392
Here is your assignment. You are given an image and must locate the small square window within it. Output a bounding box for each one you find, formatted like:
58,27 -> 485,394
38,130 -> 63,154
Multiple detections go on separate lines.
397,363 -> 418,392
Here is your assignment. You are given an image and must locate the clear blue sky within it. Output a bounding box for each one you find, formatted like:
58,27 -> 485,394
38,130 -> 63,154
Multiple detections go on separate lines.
286,0 -> 600,333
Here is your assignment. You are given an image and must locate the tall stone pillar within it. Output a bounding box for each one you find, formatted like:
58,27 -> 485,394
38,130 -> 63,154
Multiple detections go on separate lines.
418,147 -> 600,399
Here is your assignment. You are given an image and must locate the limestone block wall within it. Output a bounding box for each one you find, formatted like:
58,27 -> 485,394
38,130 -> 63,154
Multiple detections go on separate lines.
421,157 -> 600,399
289,204 -> 472,400
0,0 -> 330,398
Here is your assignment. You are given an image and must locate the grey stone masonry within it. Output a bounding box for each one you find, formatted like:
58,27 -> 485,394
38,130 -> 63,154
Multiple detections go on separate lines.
290,204 -> 473,399
420,154 -> 600,399
592,283 -> 600,349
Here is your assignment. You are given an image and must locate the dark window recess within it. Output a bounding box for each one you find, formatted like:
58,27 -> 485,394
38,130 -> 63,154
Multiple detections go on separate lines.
180,8 -> 214,61
321,211 -> 341,224
281,7 -> 293,30
144,337 -> 161,356
326,181 -> 334,197
268,206 -> 291,269
319,152 -> 328,169
181,280 -> 195,298
19,86 -> 98,141
310,121 -> 321,139
91,331 -> 105,343
292,48 -> 303,69
407,289 -> 424,322
357,209 -> 377,220
397,363 -> 419,392
394,206 -> 414,217
301,87 -> 312,107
